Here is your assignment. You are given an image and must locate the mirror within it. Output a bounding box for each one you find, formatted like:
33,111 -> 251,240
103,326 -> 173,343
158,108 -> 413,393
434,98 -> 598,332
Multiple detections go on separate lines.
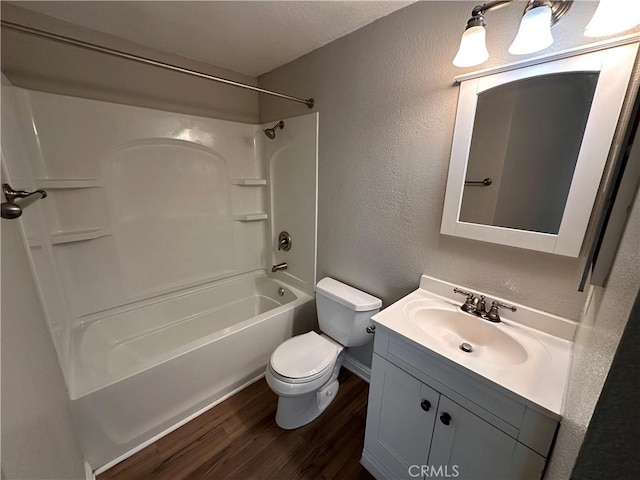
441,43 -> 639,257
459,72 -> 598,234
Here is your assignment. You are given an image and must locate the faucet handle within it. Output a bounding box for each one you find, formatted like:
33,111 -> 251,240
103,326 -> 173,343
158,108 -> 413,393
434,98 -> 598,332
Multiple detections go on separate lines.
453,288 -> 477,313
453,288 -> 474,300
278,231 -> 292,251
487,300 -> 517,322
494,301 -> 517,312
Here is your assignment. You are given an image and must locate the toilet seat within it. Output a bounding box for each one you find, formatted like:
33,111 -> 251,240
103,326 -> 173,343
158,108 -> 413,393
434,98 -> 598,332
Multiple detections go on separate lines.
270,332 -> 341,384
269,360 -> 334,385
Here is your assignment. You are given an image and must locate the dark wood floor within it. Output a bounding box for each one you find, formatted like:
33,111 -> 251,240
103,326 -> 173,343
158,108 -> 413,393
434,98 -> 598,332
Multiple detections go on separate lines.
98,370 -> 374,480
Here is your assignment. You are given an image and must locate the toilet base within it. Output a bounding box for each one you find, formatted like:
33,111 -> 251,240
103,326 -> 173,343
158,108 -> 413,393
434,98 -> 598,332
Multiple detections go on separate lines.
275,378 -> 340,430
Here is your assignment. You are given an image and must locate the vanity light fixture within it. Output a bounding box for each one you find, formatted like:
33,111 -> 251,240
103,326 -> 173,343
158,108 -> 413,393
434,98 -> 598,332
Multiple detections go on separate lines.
584,0 -> 640,37
509,3 -> 555,54
454,0 -> 573,67
452,24 -> 489,67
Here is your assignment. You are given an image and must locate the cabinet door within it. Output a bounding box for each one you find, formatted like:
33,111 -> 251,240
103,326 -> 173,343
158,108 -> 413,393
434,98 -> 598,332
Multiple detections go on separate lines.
428,395 -> 544,480
364,355 -> 440,479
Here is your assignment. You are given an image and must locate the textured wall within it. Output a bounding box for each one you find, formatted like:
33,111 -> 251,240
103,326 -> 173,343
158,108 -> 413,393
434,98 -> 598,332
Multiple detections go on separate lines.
259,1 -> 640,363
545,183 -> 640,478
1,205 -> 86,479
258,1 -> 640,365
1,3 -> 259,123
569,295 -> 640,479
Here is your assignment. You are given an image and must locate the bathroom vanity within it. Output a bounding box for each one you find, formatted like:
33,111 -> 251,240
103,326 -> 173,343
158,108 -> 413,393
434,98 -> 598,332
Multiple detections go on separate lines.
361,276 -> 575,480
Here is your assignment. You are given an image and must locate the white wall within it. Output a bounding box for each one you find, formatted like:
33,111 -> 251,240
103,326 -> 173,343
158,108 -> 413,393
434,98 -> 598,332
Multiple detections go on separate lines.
258,1 -> 640,364
1,194 -> 85,479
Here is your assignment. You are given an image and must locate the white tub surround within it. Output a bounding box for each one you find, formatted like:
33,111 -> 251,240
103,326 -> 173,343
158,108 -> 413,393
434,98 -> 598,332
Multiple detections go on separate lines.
3,87 -> 272,372
370,275 -> 576,417
264,113 -> 318,294
2,84 -> 319,470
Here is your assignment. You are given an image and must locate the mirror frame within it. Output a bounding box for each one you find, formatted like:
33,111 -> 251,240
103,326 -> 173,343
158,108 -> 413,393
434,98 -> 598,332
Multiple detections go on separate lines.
441,43 -> 639,257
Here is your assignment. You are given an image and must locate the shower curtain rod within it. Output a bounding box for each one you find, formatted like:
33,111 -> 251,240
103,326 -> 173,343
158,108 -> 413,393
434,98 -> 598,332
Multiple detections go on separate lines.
1,20 -> 315,109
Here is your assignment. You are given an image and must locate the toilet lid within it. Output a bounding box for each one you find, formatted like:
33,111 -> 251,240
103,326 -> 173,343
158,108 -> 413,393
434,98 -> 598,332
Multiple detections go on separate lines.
271,332 -> 340,380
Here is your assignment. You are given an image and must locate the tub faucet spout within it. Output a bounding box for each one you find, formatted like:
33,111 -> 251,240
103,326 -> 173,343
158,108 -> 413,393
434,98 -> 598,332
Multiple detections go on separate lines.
272,262 -> 288,273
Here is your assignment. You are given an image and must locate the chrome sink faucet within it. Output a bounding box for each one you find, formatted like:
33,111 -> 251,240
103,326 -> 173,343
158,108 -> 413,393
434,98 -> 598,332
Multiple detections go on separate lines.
453,288 -> 516,323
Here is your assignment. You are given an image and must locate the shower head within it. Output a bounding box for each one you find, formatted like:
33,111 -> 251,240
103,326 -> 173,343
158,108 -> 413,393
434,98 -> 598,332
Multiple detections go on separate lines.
263,120 -> 284,139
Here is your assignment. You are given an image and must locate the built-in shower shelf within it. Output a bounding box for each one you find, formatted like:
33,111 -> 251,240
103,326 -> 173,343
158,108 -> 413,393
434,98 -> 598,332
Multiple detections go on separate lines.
231,179 -> 267,186
27,235 -> 43,249
51,228 -> 113,245
36,178 -> 101,189
233,213 -> 268,222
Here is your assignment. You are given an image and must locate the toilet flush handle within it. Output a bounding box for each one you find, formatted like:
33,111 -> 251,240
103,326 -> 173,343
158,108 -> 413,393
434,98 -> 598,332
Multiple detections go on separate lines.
366,325 -> 376,334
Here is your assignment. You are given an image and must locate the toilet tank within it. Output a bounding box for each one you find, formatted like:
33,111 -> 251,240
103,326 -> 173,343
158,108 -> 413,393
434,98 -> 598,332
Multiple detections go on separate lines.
315,278 -> 382,347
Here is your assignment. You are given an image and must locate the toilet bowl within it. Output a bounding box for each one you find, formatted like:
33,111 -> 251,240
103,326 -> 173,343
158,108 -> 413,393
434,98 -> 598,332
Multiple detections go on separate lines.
265,277 -> 381,429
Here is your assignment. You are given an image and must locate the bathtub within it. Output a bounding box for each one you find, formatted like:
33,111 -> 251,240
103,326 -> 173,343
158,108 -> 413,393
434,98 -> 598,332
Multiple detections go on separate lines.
69,271 -> 314,470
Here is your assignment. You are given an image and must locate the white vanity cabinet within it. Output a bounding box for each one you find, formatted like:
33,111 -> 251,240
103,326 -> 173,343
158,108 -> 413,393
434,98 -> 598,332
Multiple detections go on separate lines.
361,327 -> 558,480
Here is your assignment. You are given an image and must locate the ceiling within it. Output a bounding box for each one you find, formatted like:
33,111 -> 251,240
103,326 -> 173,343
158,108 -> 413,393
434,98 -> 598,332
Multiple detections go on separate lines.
10,1 -> 414,77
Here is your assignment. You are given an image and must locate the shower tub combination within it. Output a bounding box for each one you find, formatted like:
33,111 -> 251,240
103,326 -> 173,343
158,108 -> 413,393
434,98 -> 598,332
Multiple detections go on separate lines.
2,86 -> 318,471
71,272 -> 313,469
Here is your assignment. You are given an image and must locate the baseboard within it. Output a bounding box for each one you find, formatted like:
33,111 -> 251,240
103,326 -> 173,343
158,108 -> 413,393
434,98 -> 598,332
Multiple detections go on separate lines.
361,450 -> 394,480
93,373 -> 265,476
84,461 -> 95,480
343,354 -> 371,383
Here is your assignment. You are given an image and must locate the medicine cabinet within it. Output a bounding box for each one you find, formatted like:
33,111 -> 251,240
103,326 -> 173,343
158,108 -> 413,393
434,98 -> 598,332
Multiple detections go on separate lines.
441,43 -> 639,257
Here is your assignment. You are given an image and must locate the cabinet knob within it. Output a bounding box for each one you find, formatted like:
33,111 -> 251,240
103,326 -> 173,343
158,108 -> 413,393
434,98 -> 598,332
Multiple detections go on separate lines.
440,412 -> 452,425
420,399 -> 431,412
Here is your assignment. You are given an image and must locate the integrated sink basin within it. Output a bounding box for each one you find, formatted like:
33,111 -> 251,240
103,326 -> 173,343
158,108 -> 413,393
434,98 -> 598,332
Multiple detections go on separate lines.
404,300 -> 529,366
370,275 -> 576,416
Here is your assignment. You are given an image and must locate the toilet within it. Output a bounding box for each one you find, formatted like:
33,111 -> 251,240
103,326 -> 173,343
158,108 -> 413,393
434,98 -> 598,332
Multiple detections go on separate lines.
265,277 -> 382,429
